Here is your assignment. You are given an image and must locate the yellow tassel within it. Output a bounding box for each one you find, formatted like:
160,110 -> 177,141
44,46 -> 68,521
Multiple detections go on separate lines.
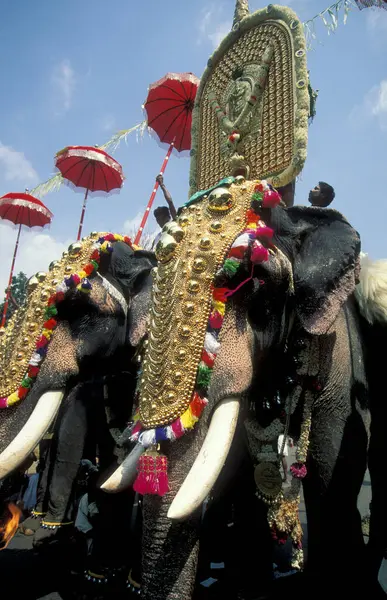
180,406 -> 198,429
212,301 -> 226,316
42,329 -> 53,340
7,392 -> 20,406
78,270 -> 87,279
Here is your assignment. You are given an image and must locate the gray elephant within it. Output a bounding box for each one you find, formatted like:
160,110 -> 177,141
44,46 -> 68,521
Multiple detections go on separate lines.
101,182 -> 387,600
0,233 -> 155,570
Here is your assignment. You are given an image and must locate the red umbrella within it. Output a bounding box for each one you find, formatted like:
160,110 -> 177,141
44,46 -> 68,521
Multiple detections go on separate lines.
0,192 -> 53,327
55,145 -> 124,241
134,72 -> 199,245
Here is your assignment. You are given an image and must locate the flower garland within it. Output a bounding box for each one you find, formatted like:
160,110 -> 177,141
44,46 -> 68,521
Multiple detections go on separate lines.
131,179 -> 282,496
0,233 -> 133,409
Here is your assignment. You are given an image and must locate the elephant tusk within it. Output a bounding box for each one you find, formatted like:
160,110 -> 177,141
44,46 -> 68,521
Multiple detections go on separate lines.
168,397 -> 240,521
0,390 -> 64,480
100,443 -> 144,493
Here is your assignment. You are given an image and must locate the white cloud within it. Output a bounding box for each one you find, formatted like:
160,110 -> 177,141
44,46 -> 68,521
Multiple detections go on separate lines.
365,80 -> 387,131
51,59 -> 76,113
349,79 -> 387,132
0,142 -> 39,185
123,213 -> 142,235
366,8 -> 387,34
101,114 -> 116,132
122,213 -> 157,250
197,6 -> 231,49
0,224 -> 71,295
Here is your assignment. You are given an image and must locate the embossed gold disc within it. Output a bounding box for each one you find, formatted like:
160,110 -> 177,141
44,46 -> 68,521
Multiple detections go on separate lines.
254,462 -> 282,498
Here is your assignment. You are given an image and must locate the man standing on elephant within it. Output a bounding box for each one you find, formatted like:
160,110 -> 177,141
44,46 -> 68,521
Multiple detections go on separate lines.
308,181 -> 335,207
152,174 -> 177,250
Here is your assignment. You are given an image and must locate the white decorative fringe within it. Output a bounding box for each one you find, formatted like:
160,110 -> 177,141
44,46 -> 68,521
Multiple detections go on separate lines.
355,252 -> 387,324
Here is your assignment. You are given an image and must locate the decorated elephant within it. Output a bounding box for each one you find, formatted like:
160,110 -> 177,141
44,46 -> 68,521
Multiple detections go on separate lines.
0,232 -> 155,574
99,4 -> 387,599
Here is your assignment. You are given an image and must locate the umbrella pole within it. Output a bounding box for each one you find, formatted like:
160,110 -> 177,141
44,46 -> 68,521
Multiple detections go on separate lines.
134,141 -> 175,246
1,223 -> 22,328
77,188 -> 89,241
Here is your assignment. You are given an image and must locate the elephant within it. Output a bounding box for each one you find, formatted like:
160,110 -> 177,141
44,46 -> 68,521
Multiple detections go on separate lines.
0,235 -> 156,574
103,196 -> 387,600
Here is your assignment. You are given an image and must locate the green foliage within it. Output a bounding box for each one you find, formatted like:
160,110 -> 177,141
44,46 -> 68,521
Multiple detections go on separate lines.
0,271 -> 28,325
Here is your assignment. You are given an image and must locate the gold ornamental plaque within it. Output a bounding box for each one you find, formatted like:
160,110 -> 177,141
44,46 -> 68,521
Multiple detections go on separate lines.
254,462 -> 282,498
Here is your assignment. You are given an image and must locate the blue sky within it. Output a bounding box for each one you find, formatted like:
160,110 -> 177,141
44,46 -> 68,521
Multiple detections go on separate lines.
0,0 -> 386,292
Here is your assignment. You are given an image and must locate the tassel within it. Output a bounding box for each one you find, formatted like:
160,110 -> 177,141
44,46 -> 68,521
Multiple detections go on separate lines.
251,241 -> 269,264
133,446 -> 169,496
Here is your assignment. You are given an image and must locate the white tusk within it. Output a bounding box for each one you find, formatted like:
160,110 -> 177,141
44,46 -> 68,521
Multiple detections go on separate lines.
100,443 -> 144,493
0,390 -> 64,480
168,397 -> 240,521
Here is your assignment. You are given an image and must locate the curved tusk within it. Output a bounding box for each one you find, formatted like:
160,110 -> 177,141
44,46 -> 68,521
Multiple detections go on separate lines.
100,443 -> 144,493
0,390 -> 64,480
168,397 -> 240,521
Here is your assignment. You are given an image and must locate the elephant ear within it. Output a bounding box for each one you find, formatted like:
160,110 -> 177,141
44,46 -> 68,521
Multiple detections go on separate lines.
286,207 -> 361,335
102,242 -> 157,297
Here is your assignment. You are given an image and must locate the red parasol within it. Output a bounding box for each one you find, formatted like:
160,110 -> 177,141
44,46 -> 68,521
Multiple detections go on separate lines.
135,72 -> 200,245
55,145 -> 124,241
0,192 -> 53,327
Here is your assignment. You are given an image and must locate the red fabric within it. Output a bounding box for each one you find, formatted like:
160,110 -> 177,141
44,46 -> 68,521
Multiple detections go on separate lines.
144,72 -> 200,152
28,366 -> 40,378
0,193 -> 53,228
228,245 -> 246,259
201,350 -> 215,368
83,264 -> 94,276
43,318 -> 57,330
55,146 -> 124,192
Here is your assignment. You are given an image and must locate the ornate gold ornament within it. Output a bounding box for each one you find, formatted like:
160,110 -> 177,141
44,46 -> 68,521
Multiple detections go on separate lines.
254,461 -> 283,499
0,233 -> 107,399
189,3 -> 309,194
138,180 -> 257,428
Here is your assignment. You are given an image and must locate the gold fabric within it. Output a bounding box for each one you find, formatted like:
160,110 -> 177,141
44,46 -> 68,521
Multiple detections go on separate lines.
0,233 -> 104,399
138,180 -> 256,429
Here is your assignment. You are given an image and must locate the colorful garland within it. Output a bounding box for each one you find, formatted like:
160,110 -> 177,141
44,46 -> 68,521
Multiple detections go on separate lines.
0,233 -> 133,409
131,180 -> 282,496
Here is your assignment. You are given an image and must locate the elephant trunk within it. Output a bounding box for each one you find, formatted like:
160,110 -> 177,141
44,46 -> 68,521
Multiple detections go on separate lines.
0,390 -> 64,479
141,418 -> 209,600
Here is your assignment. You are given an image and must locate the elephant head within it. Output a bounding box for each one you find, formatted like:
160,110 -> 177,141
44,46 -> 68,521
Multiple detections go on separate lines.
0,233 -> 156,484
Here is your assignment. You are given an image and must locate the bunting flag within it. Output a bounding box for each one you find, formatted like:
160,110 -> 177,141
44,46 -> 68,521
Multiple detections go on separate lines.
355,0 -> 387,8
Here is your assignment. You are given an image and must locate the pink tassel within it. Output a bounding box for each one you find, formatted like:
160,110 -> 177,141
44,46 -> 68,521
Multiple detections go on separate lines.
171,419 -> 185,439
209,311 -> 223,328
133,450 -> 169,496
262,190 -> 281,208
251,241 -> 269,264
256,226 -> 274,239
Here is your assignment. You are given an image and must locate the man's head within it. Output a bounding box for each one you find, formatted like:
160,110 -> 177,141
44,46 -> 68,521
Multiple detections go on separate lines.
154,206 -> 171,228
308,181 -> 335,207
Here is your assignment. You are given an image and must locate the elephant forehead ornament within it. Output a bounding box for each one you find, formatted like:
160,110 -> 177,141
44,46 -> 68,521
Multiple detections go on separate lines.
131,2 -> 309,497
0,233 -> 133,409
